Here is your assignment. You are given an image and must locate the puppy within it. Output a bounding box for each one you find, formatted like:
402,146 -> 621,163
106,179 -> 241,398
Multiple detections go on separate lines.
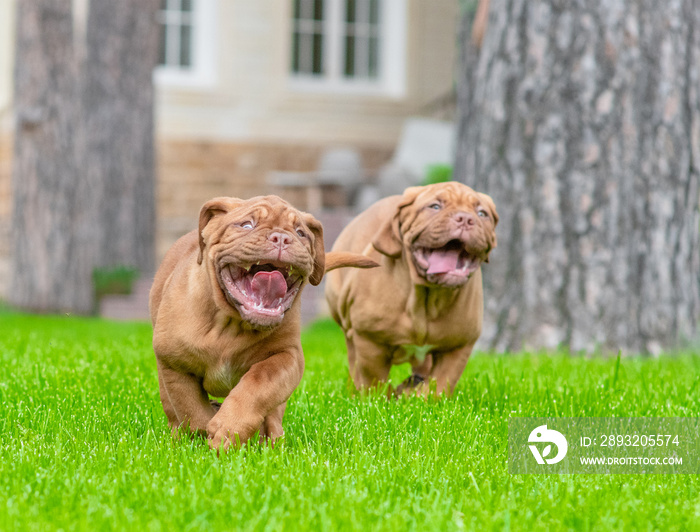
325,182 -> 498,396
150,195 -> 376,450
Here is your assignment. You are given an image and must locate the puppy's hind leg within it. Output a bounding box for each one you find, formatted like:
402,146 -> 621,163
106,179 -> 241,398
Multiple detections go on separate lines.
395,354 -> 434,396
427,344 -> 474,396
347,333 -> 392,392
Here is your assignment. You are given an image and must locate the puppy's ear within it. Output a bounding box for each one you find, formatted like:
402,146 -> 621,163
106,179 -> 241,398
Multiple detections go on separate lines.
372,186 -> 423,258
197,197 -> 242,265
478,192 -> 499,262
479,193 -> 499,228
303,213 -> 325,286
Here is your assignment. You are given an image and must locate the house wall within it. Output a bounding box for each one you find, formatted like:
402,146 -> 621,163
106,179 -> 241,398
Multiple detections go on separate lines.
156,0 -> 458,143
0,0 -> 459,300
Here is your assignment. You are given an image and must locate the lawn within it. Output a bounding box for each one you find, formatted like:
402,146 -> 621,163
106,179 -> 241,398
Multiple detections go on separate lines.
1,311 -> 699,531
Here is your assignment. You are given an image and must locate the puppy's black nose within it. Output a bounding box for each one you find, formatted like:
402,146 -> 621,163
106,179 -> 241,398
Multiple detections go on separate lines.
269,231 -> 292,248
453,212 -> 476,227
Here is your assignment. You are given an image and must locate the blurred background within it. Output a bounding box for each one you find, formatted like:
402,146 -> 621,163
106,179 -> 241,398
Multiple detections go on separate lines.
1,0 -> 698,355
0,0 -> 465,323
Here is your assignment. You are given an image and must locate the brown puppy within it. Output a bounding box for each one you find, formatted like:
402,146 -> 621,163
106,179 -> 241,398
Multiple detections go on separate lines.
325,182 -> 498,396
150,195 -> 376,451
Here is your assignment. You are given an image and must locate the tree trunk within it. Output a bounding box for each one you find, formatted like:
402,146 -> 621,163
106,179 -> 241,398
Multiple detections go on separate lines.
11,0 -> 159,314
455,0 -> 700,354
10,0 -> 94,313
83,0 -> 159,275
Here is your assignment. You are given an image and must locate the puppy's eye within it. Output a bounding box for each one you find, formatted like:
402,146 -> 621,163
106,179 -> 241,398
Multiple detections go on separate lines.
296,228 -> 307,238
428,203 -> 442,210
239,221 -> 254,229
477,209 -> 488,218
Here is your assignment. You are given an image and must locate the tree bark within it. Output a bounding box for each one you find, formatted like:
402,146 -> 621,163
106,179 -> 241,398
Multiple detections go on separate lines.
83,0 -> 159,274
10,0 -> 94,313
11,0 -> 159,314
455,0 -> 700,354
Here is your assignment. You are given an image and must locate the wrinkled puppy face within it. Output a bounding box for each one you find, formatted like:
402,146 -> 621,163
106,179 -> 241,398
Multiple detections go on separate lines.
198,195 -> 325,328
373,183 -> 498,287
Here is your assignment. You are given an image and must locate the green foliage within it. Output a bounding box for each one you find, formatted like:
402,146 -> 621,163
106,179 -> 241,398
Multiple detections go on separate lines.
422,164 -> 453,186
459,0 -> 479,13
1,313 -> 699,531
93,266 -> 139,299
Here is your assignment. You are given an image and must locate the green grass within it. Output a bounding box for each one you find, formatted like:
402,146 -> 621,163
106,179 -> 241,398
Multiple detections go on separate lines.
1,312 -> 699,531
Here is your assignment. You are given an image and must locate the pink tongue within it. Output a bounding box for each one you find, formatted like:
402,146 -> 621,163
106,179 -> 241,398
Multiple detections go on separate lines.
426,249 -> 460,274
250,270 -> 287,307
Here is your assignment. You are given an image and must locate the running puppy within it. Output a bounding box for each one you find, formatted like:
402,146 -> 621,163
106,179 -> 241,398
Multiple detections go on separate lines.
325,182 -> 498,396
150,195 -> 376,450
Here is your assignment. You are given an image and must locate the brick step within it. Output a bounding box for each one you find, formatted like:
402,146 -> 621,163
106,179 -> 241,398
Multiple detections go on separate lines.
99,277 -> 153,321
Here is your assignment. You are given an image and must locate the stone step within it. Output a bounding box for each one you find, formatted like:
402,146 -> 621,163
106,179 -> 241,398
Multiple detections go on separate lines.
99,277 -> 153,321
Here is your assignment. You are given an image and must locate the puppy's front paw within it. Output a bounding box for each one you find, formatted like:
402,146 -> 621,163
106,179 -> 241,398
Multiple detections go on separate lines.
206,414 -> 262,452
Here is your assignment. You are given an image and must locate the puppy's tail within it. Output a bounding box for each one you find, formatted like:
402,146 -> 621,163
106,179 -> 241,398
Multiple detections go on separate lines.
324,251 -> 378,272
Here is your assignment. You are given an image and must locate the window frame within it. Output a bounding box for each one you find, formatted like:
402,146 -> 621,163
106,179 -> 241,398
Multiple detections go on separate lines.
154,0 -> 217,89
288,0 -> 407,97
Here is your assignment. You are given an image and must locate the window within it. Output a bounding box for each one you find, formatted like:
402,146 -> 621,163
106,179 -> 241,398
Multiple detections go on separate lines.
291,0 -> 325,76
343,0 -> 381,79
290,0 -> 406,96
156,0 -> 216,87
159,0 -> 194,69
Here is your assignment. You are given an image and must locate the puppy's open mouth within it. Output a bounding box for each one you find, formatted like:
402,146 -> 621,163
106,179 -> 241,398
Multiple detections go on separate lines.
219,262 -> 303,326
412,240 -> 481,286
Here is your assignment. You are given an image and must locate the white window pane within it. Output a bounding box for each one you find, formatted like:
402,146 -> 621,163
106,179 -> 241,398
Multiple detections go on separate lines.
312,33 -> 324,73
368,34 -> 379,78
299,33 -> 312,73
342,0 -> 379,79
180,24 -> 192,67
369,0 -> 378,24
292,30 -> 301,72
313,0 -> 324,20
346,0 -> 356,23
344,33 -> 354,76
289,0 -> 396,90
158,21 -> 168,65
292,0 -> 325,75
158,0 -> 196,69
